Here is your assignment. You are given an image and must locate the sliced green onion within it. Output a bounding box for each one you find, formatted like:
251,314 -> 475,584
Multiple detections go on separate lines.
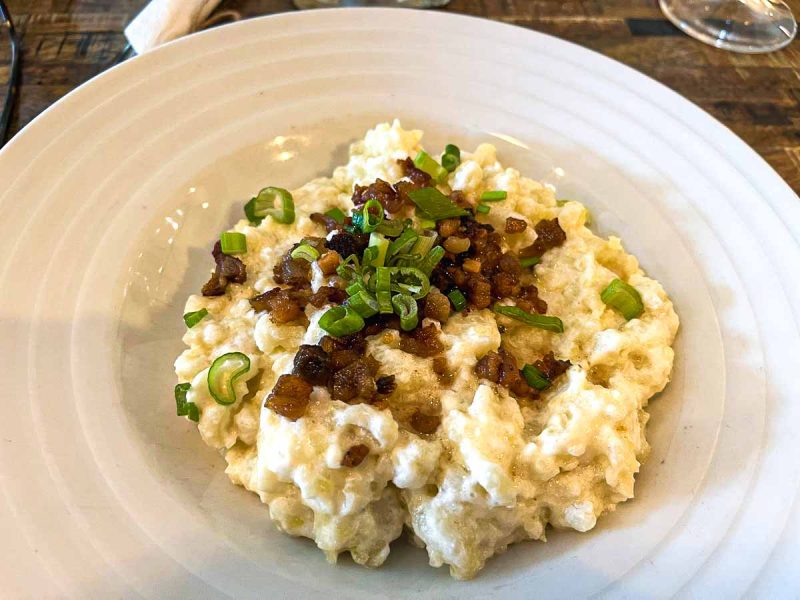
347,290 -> 379,318
447,289 -> 467,311
493,305 -> 564,333
220,232 -> 247,255
445,144 -> 461,159
362,246 -> 379,267
207,352 -> 251,406
416,246 -> 445,276
325,207 -> 346,223
346,279 -> 366,296
600,279 -> 644,320
290,243 -> 320,262
417,218 -> 436,230
413,150 -> 448,184
356,199 -> 384,233
366,232 -> 389,267
409,230 -> 437,260
476,203 -> 491,214
183,308 -> 208,328
521,364 -> 551,390
319,305 -> 365,336
375,266 -> 392,294
442,153 -> 459,173
408,187 -> 469,221
377,291 -> 393,314
175,382 -> 193,419
556,199 -> 570,206
391,267 -> 430,299
520,256 -> 541,268
376,219 -> 405,237
186,403 -> 199,422
387,228 -> 419,260
336,254 -> 361,281
244,187 -> 295,225
392,294 -> 419,331
480,190 -> 507,202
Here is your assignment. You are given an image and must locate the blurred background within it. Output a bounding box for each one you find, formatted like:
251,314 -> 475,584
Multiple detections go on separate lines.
0,0 -> 798,192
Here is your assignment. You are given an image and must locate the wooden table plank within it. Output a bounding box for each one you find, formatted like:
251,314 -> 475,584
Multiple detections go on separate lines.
3,0 -> 799,193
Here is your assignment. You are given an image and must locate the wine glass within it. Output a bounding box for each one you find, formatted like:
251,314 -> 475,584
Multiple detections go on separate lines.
659,0 -> 797,53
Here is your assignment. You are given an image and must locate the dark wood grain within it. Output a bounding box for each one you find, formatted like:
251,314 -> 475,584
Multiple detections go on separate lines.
3,0 -> 799,192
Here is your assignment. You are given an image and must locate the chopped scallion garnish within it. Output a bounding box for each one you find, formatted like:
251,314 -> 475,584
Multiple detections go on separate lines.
409,230 -> 436,260
600,279 -> 644,320
174,382 -> 199,421
366,232 -> 389,267
445,144 -> 461,159
391,267 -> 430,299
480,190 -> 507,202
358,199 -> 384,233
413,150 -> 448,184
347,290 -> 379,318
220,232 -> 247,255
447,289 -> 467,311
325,207 -> 346,223
476,203 -> 491,214
375,266 -> 391,295
319,305 -> 365,337
392,294 -> 419,331
521,364 -> 551,390
207,352 -> 251,406
416,246 -> 445,276
442,153 -> 459,172
493,305 -> 564,333
376,219 -> 405,237
408,187 -> 469,221
290,243 -> 320,262
417,218 -> 436,230
183,308 -> 208,328
244,187 -> 295,225
387,228 -> 419,260
520,256 -> 541,268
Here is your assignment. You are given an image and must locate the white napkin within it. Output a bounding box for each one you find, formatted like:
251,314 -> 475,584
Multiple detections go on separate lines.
125,0 -> 224,54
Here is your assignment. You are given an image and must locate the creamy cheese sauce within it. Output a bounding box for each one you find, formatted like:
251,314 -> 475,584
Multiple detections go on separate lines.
174,121 -> 679,579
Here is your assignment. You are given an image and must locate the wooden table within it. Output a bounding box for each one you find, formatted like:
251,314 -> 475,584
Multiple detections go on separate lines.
4,0 -> 800,193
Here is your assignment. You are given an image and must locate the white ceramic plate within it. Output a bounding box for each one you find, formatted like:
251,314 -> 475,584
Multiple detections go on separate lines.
1,8 -> 798,598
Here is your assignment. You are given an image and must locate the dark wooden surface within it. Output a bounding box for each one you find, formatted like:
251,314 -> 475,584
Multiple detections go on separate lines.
3,0 -> 799,193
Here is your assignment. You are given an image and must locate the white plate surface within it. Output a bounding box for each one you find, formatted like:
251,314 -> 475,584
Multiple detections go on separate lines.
0,9 -> 798,599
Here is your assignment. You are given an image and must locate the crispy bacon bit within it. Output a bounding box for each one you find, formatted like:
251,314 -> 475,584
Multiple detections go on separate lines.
293,345 -> 332,386
505,217 -> 528,234
399,324 -> 445,357
491,271 -> 521,298
273,253 -> 311,286
332,360 -> 376,403
352,178 -> 404,214
320,333 -> 367,355
249,287 -> 303,323
411,410 -> 441,434
202,241 -> 248,296
317,250 -> 341,275
437,218 -> 461,238
398,157 -> 432,188
498,252 -> 522,275
533,351 -> 572,381
330,349 -> 361,371
341,444 -> 370,467
423,288 -> 451,323
462,258 -> 481,274
443,236 -> 471,254
310,212 -> 342,233
265,375 -> 313,421
475,351 -> 503,382
326,231 -> 368,260
376,375 -> 396,395
308,286 -> 348,308
516,284 -> 548,314
465,274 -> 493,309
475,349 -> 536,398
521,218 -> 566,258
